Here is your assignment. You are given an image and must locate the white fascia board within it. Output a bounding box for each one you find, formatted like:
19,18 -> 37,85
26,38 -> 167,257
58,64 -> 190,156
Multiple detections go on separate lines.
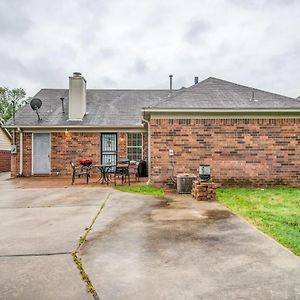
143,108 -> 300,113
3,124 -> 145,130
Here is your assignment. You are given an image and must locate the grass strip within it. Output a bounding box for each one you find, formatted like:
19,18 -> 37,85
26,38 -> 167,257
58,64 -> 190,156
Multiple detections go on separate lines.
72,192 -> 111,298
217,187 -> 300,256
113,185 -> 164,197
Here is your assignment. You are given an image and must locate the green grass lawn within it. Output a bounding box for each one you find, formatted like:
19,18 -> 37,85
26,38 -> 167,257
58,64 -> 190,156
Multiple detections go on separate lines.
217,187 -> 300,256
113,185 -> 164,197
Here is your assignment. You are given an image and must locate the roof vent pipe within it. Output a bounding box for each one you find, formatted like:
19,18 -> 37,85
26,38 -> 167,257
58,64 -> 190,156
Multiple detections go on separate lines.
250,90 -> 258,102
194,76 -> 199,84
60,97 -> 65,114
169,74 -> 173,97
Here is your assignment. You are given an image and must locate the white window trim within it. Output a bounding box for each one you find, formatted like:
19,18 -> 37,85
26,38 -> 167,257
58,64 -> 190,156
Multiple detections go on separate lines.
126,132 -> 143,161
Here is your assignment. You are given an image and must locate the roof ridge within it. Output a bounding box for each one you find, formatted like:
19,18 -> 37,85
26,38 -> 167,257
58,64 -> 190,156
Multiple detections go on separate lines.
206,77 -> 297,101
147,87 -> 189,108
149,77 -> 212,107
40,88 -> 172,92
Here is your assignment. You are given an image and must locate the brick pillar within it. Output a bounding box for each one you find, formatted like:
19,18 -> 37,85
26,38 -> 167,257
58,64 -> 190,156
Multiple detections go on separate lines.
118,132 -> 127,160
142,132 -> 148,161
10,154 -> 17,177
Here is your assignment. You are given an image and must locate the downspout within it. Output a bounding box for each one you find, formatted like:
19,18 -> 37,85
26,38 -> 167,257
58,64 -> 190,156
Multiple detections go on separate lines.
18,128 -> 23,176
12,129 -> 15,146
142,112 -> 151,185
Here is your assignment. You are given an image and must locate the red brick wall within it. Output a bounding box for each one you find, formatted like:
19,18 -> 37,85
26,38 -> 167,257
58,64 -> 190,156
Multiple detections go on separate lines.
118,132 -> 127,160
142,132 -> 148,161
150,118 -> 300,187
51,132 -> 100,176
11,131 -> 148,177
10,132 -> 32,177
23,133 -> 32,176
0,150 -> 11,172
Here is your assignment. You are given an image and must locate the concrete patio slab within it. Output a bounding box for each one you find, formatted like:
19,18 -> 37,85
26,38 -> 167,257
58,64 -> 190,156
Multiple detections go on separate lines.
81,192 -> 300,300
0,255 -> 91,300
0,173 -> 111,300
1,172 -> 300,300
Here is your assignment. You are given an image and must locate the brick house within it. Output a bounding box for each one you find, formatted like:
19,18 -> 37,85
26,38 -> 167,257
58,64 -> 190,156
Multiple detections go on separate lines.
4,73 -> 300,186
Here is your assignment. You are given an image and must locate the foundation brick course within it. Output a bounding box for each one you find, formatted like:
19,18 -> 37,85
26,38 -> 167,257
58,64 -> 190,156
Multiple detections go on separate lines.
150,118 -> 300,187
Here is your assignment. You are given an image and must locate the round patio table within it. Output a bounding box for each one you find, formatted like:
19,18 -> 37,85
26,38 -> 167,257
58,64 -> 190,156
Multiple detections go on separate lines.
94,164 -> 114,184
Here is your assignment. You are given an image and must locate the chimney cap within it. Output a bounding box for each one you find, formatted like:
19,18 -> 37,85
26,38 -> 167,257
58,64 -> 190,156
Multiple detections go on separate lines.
169,74 -> 173,78
73,72 -> 82,77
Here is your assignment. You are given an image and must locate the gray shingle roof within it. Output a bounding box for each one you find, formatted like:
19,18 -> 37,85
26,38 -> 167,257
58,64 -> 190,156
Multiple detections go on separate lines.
5,77 -> 300,128
5,89 -> 169,127
149,77 -> 300,109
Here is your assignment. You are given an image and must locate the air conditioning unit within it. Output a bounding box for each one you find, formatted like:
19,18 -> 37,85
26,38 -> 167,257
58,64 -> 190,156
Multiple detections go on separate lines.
176,174 -> 197,194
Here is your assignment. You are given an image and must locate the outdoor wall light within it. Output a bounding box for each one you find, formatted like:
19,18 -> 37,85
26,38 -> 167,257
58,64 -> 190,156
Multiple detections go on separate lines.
64,129 -> 71,140
199,164 -> 211,181
120,133 -> 125,142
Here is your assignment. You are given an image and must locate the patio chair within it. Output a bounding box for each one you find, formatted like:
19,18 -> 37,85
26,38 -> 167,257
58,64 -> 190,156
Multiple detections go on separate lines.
114,160 -> 130,186
70,161 -> 91,184
129,161 -> 139,182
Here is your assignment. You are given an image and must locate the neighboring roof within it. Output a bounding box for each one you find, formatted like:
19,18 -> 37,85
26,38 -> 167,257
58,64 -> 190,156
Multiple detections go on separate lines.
0,119 -> 11,140
5,89 -> 169,128
147,77 -> 300,110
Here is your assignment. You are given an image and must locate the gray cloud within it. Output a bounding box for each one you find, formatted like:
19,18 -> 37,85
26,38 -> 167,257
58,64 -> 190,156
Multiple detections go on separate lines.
0,0 -> 299,98
131,59 -> 148,74
184,20 -> 211,44
0,1 -> 32,36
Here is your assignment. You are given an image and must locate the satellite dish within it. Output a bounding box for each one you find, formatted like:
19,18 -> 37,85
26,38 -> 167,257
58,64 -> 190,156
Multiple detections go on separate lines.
30,98 -> 42,110
30,98 -> 42,121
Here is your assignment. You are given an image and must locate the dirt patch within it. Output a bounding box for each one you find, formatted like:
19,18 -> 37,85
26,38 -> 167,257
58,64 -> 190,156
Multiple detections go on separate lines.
155,199 -> 171,208
204,209 -> 232,220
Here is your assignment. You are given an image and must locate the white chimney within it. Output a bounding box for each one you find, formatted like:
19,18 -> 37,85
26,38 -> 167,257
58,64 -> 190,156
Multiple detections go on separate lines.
68,72 -> 86,120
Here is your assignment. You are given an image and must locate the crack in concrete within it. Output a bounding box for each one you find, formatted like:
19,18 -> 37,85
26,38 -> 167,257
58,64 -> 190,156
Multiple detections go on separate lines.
72,192 -> 111,300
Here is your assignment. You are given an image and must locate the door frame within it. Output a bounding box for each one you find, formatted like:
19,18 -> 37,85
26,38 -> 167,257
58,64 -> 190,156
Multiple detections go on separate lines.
32,132 -> 51,175
100,133 -> 118,164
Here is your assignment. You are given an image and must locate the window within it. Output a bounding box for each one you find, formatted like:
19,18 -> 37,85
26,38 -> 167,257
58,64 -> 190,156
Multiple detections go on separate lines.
127,133 -> 143,161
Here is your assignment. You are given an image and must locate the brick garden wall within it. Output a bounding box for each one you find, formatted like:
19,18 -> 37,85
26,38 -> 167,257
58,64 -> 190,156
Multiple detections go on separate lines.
0,150 -> 11,172
150,118 -> 300,187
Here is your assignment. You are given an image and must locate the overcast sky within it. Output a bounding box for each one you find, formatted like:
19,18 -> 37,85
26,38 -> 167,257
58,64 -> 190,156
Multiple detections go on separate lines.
0,0 -> 299,98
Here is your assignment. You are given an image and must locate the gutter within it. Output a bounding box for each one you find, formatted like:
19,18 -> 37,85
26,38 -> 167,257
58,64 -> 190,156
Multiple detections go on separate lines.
2,125 -> 146,129
141,113 -> 151,185
143,108 -> 300,113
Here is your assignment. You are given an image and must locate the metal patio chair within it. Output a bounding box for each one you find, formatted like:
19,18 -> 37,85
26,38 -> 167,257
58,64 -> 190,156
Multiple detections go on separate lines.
70,161 -> 91,184
114,160 -> 130,186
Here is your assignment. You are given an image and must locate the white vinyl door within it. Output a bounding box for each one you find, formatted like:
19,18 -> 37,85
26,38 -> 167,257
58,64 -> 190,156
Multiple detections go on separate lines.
33,133 -> 50,174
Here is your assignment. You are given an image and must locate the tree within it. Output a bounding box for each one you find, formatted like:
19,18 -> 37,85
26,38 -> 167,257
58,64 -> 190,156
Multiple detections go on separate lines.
0,87 -> 27,121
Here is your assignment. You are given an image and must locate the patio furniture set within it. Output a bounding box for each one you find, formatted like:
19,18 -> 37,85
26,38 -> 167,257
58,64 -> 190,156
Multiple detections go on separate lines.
70,158 -> 142,185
